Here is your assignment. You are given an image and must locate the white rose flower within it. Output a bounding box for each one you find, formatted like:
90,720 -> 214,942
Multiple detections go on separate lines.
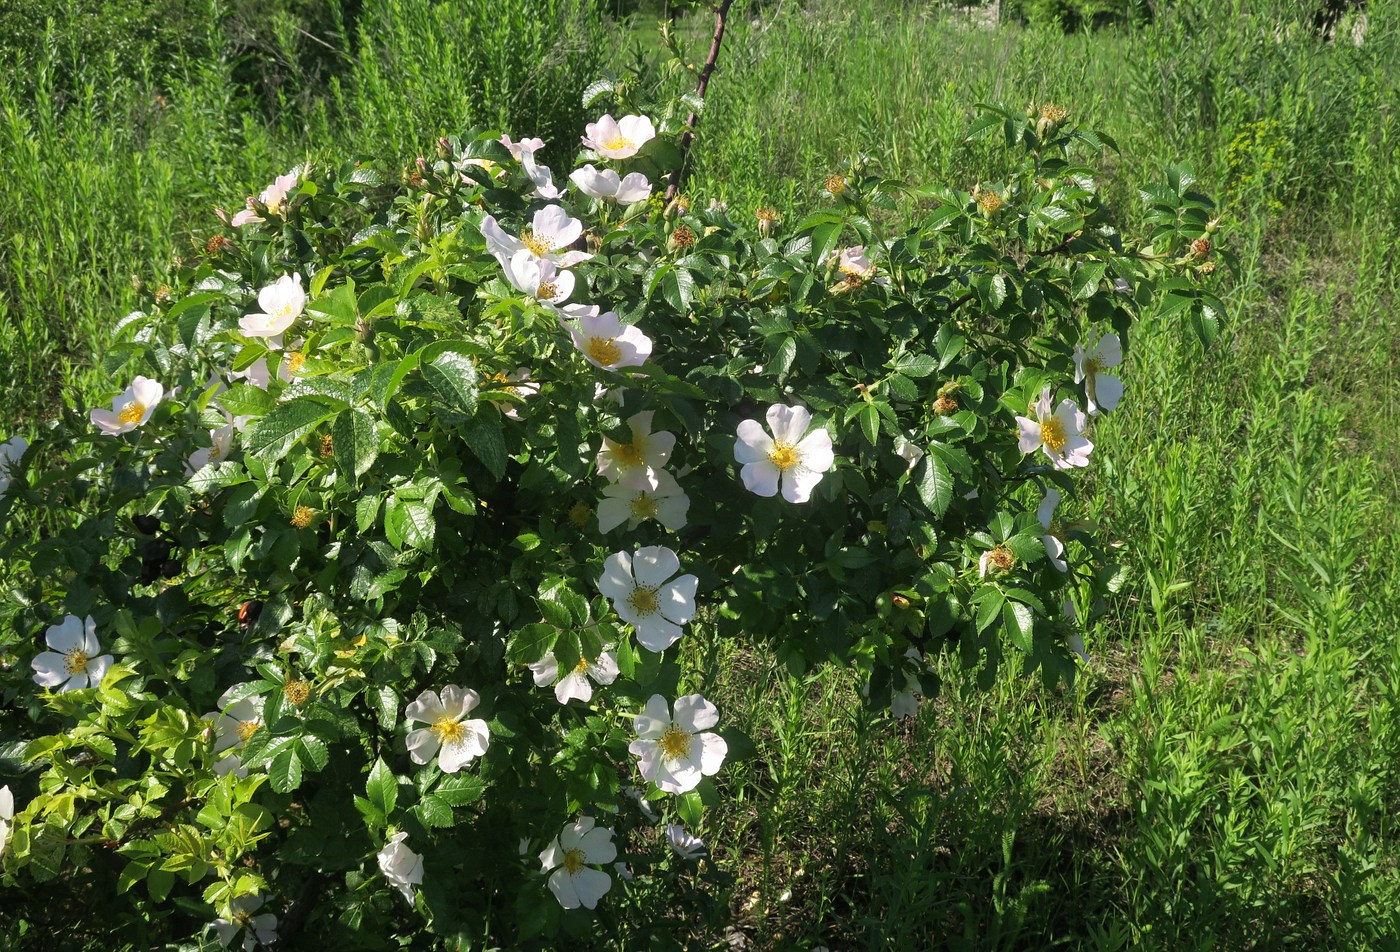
1073,330 -> 1124,415
0,435 -> 28,498
539,816 -> 617,910
621,784 -> 659,823
628,693 -> 728,794
378,831 -> 424,904
209,685 -> 265,779
0,785 -> 14,859
404,685 -> 490,773
90,376 -> 164,436
1037,487 -> 1069,573
211,893 -> 278,950
239,274 -> 306,339
581,113 -> 656,160
595,411 -> 675,491
259,170 -> 299,216
1016,387 -> 1093,470
499,134 -> 546,160
480,205 -> 590,268
598,468 -> 690,532
893,436 -> 923,472
485,366 -> 541,421
568,311 -> 653,372
529,646 -> 620,705
521,150 -> 564,200
569,164 -> 652,204
503,250 -> 575,307
187,423 -> 237,475
598,546 -> 698,653
665,823 -> 706,860
734,405 -> 836,503
31,615 -> 112,692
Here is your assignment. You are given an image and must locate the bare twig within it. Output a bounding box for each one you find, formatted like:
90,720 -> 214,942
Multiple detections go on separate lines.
665,0 -> 736,201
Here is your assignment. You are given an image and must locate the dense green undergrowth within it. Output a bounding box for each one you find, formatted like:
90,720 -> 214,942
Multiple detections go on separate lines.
2,0 -> 1397,947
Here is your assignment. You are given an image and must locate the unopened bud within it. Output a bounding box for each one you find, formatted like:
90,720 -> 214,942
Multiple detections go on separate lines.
891,594 -> 911,610
436,137 -> 451,159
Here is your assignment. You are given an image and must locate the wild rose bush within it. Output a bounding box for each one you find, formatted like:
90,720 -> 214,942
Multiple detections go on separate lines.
0,97 -> 1222,947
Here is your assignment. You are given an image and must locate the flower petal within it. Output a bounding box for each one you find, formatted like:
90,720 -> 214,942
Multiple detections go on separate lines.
631,546 -> 680,588
740,460 -> 781,497
671,694 -> 719,732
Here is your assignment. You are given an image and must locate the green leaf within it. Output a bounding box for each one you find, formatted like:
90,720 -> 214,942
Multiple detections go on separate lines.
1157,292 -> 1195,321
269,747 -> 304,793
1003,601 -> 1035,651
1072,261 -> 1106,300
857,403 -> 879,446
386,498 -> 435,551
662,268 -> 695,314
434,773 -> 486,807
244,397 -> 337,464
333,409 -> 379,484
508,622 -> 559,664
421,350 -> 478,416
416,795 -> 455,828
367,757 -> 397,815
899,354 -> 938,378
988,273 -> 1008,308
914,453 -> 953,518
465,416 -> 507,480
217,384 -> 274,420
976,591 -> 1005,633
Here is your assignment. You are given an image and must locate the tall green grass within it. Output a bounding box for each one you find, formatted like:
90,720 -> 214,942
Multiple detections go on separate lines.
3,0 -> 1399,946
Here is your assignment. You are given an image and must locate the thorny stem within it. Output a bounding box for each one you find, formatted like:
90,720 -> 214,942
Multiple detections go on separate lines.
665,0 -> 736,201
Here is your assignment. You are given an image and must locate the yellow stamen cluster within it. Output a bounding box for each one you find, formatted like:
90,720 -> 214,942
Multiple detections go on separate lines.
755,206 -> 780,223
573,656 -> 591,674
431,715 -> 467,745
236,720 -> 261,744
283,679 -> 311,706
628,585 -> 660,616
658,725 -> 693,760
535,280 -> 559,301
286,352 -> 307,374
205,235 -> 232,255
154,284 -> 173,302
1039,103 -> 1068,123
64,648 -> 89,675
521,231 -> 555,257
568,501 -> 592,528
1040,416 -> 1068,453
290,505 -> 316,529
562,847 -> 587,874
585,337 -> 623,368
976,190 -> 1004,214
629,493 -> 659,520
988,545 -> 1015,573
319,434 -> 334,458
601,135 -> 632,153
824,174 -> 847,196
933,393 -> 959,415
767,442 -> 800,472
1190,237 -> 1212,259
118,402 -> 147,426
